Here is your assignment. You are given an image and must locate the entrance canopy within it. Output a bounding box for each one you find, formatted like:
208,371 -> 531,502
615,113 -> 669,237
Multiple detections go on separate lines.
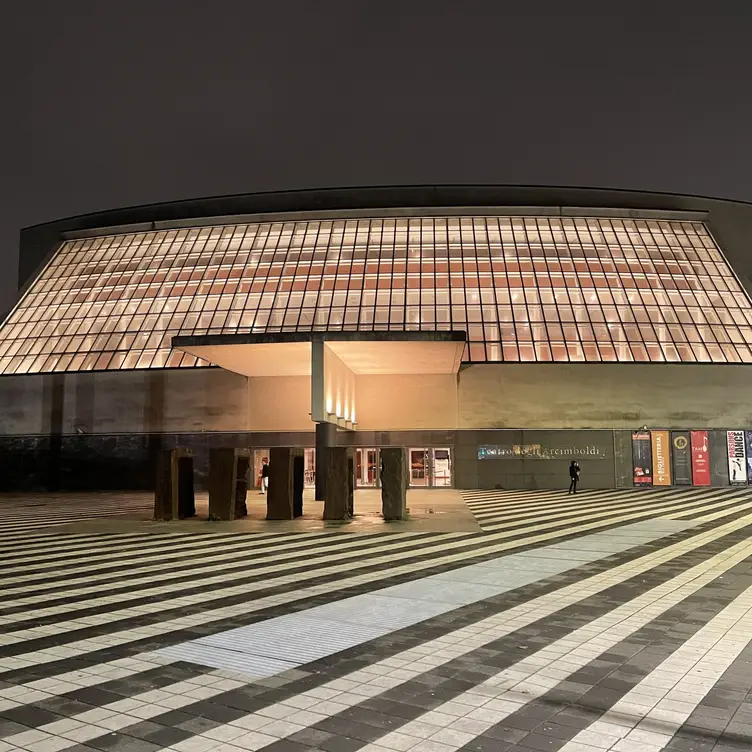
172,331 -> 467,377
172,331 -> 466,429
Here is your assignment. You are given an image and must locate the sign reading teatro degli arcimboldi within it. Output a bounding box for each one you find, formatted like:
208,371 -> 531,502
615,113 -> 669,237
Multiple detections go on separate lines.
478,444 -> 610,460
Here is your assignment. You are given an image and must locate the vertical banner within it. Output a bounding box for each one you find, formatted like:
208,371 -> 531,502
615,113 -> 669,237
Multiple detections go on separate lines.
727,430 -> 747,485
746,432 -> 752,485
671,431 -> 692,485
651,431 -> 671,486
632,431 -> 652,486
690,430 -> 711,486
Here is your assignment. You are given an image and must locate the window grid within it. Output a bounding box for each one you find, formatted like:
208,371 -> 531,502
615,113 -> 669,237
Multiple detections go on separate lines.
1,216 -> 752,375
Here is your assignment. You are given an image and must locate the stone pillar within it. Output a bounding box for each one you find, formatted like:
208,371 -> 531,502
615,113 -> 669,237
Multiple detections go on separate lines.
315,422 -> 337,500
380,447 -> 407,520
154,448 -> 195,520
267,447 -> 304,520
208,448 -> 251,521
323,446 -> 354,521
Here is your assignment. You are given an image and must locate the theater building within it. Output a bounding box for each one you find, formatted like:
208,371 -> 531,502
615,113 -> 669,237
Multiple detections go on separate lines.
2,185 -> 752,492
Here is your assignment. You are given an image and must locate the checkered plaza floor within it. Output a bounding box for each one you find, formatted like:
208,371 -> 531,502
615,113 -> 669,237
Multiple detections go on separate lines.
0,487 -> 751,752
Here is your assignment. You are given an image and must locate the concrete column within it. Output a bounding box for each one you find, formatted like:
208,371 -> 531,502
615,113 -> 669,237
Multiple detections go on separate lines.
380,447 -> 407,520
208,448 -> 251,521
267,447 -> 305,520
154,448 -> 195,520
323,446 -> 354,521
315,421 -> 337,501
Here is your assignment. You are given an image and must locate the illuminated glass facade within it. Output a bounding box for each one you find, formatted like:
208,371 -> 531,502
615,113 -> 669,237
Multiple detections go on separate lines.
2,215 -> 752,376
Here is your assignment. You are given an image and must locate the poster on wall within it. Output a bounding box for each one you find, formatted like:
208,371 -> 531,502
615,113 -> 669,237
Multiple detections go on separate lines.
727,430 -> 747,485
672,431 -> 692,485
746,432 -> 752,485
651,431 -> 672,486
632,431 -> 652,485
690,430 -> 711,486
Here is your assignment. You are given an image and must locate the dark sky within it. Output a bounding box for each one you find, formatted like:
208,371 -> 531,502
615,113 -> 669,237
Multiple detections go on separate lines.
3,1 -> 752,312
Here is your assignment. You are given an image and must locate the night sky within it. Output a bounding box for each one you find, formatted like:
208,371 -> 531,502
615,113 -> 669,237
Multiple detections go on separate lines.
3,1 -> 751,313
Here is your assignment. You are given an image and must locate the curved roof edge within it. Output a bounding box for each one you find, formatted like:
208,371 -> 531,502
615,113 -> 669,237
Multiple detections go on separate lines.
20,183 -> 752,234
17,184 -> 752,300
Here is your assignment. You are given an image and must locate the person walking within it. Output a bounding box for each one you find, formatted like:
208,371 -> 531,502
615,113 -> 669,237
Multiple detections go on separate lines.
260,458 -> 270,494
568,460 -> 580,494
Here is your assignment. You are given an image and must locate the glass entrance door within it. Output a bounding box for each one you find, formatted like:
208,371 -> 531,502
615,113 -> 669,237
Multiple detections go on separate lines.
304,448 -> 316,488
355,448 -> 379,487
408,447 -> 453,487
432,448 -> 452,487
409,448 -> 430,487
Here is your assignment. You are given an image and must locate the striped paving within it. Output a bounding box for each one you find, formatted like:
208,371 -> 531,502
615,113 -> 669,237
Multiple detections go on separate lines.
0,487 -> 750,752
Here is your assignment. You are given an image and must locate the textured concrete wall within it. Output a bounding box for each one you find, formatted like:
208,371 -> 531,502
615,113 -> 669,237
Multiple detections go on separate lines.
355,374 -> 458,430
0,368 -> 249,435
458,363 -> 752,429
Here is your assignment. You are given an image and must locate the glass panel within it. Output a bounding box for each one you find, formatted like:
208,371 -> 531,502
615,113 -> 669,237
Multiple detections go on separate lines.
409,448 -> 430,487
432,448 -> 452,487
355,448 -> 379,487
1,217 -> 748,372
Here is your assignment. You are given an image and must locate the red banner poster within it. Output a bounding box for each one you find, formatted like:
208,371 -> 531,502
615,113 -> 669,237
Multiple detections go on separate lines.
691,430 -> 711,486
632,431 -> 653,486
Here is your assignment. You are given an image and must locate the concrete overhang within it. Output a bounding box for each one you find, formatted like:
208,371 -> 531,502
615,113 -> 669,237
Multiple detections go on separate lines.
171,331 -> 467,378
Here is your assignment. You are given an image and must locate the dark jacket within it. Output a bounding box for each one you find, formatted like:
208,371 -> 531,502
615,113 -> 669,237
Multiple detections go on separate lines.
569,463 -> 580,479
261,463 -> 270,478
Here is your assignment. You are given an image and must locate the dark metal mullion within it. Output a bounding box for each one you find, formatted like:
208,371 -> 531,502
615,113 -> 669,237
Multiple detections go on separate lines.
97,233 -> 148,365
672,221 -> 724,355
517,218 -> 539,361
537,218 -> 561,361
486,217 -> 503,361
596,217 -> 639,361
241,223 -> 270,330
368,219 -> 382,330
401,219 -> 409,331
574,218 -> 619,359
499,217 -> 516,361
690,222 -> 747,359
597,216 -> 649,362
182,229 -> 217,337
431,217 -> 438,331
385,219 -> 396,331
263,221 -> 286,330
227,223 -> 258,331
558,218 -> 588,363
293,220 -> 320,331
74,236 -> 123,339
344,220 -> 362,331
529,217 -> 557,361
277,222 -> 300,332
653,220 -> 715,360
166,229 -> 214,367
468,217 -> 485,360
113,233 -> 157,348
50,239 -> 92,341
324,221 -> 344,331
638,220 -> 685,359
417,217 -> 424,332
134,230 -> 182,370
137,229 -> 186,365
158,230 -> 208,368
625,224 -> 689,362
479,217 -> 499,361
211,224 -> 248,332
314,220 -> 334,331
